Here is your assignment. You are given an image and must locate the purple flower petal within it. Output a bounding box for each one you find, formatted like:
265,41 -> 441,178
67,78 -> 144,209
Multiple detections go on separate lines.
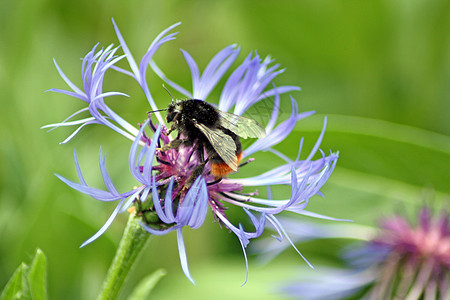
80,198 -> 125,247
150,60 -> 193,98
177,228 -> 195,285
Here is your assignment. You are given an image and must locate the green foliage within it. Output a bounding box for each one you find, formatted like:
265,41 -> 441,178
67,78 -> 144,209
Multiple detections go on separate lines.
27,249 -> 48,300
1,249 -> 47,300
0,263 -> 30,300
127,269 -> 166,300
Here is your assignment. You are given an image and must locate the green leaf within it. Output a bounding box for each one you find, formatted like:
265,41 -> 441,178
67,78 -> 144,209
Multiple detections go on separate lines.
0,263 -> 31,300
27,249 -> 48,300
127,269 -> 167,300
1,249 -> 48,300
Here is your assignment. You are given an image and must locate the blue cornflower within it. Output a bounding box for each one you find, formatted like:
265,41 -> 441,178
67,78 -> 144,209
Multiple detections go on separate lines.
45,19 -> 339,284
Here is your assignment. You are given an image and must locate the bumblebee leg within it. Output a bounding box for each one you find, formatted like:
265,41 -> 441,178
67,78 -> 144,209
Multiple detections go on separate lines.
207,178 -> 222,186
196,142 -> 206,163
158,138 -> 191,152
185,164 -> 205,188
166,119 -> 180,135
166,126 -> 175,135
184,144 -> 206,188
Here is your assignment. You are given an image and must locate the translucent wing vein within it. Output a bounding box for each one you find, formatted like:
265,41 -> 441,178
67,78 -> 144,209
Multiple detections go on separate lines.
218,110 -> 266,139
194,121 -> 238,171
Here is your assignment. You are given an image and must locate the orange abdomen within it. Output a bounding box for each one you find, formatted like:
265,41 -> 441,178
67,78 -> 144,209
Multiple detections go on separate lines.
211,152 -> 243,177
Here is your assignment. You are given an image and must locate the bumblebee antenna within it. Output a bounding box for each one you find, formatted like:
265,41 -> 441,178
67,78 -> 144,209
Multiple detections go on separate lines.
147,108 -> 168,114
162,84 -> 175,103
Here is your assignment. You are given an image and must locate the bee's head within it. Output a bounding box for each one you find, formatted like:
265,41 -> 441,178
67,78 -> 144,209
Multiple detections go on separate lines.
166,101 -> 182,123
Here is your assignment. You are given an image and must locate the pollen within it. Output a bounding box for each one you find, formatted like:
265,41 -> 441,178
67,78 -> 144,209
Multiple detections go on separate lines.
127,206 -> 136,214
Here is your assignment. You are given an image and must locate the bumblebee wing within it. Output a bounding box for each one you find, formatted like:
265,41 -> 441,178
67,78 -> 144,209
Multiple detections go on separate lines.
194,121 -> 238,171
218,110 -> 266,139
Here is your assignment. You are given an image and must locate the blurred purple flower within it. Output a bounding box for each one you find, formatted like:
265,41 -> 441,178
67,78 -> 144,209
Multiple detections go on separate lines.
276,207 -> 449,299
45,19 -> 339,285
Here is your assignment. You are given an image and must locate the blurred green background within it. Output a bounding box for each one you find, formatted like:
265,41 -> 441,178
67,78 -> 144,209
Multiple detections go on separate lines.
1,0 -> 449,299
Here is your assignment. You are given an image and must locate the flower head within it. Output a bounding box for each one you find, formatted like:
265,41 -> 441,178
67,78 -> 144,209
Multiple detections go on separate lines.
360,207 -> 450,299
46,19 -> 339,284
277,207 -> 449,299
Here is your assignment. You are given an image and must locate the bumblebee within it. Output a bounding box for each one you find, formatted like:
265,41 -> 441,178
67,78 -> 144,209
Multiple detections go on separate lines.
161,99 -> 266,178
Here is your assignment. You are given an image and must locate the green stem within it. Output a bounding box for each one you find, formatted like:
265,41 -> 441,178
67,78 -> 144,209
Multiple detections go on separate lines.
96,213 -> 150,300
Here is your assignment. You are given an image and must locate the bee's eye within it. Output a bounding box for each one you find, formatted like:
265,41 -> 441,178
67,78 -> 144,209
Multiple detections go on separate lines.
167,110 -> 176,123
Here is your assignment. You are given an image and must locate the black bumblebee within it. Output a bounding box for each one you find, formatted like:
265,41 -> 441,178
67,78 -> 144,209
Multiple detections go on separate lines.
160,99 -> 266,178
